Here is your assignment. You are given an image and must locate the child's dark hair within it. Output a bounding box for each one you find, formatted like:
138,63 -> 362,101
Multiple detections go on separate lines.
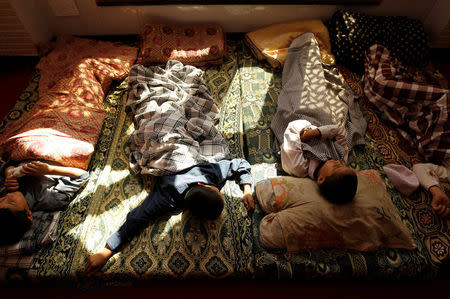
319,172 -> 358,204
185,185 -> 224,220
0,208 -> 32,245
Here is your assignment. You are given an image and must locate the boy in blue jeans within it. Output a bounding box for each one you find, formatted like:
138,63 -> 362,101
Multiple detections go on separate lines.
85,158 -> 254,277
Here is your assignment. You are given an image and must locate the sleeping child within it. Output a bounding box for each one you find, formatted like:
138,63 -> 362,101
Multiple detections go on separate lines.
270,32 -> 367,204
85,158 -> 255,277
0,160 -> 88,245
85,61 -> 255,276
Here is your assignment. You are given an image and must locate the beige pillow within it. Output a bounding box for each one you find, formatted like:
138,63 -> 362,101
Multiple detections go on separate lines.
256,170 -> 417,253
245,20 -> 335,69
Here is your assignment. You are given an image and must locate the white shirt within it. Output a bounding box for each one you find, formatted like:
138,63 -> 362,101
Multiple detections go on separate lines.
412,163 -> 449,191
281,119 -> 348,179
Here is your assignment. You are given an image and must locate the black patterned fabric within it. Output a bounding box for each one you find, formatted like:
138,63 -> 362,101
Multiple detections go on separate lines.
326,10 -> 430,73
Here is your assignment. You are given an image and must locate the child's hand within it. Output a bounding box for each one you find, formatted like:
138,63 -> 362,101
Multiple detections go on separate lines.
85,246 -> 113,277
21,161 -> 52,176
300,127 -> 320,142
242,184 -> 255,212
430,186 -> 450,218
4,166 -> 19,191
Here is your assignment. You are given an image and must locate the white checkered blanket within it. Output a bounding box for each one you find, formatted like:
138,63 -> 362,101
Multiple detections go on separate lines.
127,61 -> 230,176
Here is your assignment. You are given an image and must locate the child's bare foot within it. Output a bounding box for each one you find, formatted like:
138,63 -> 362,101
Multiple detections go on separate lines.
429,186 -> 450,218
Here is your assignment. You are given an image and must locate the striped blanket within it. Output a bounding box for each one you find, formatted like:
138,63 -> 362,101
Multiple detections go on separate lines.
127,61 -> 230,176
271,32 -> 367,162
364,44 -> 449,164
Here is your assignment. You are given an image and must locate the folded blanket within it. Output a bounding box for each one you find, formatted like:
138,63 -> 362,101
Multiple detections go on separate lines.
364,44 -> 449,164
127,61 -> 230,176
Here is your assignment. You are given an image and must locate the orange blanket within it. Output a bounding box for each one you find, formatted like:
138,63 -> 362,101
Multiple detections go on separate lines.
0,36 -> 137,169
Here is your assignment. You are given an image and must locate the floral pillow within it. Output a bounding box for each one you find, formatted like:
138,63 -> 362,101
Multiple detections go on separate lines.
255,170 -> 417,252
245,20 -> 335,69
137,24 -> 226,66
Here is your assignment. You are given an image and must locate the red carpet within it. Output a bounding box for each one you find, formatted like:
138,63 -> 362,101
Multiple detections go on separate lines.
0,56 -> 37,120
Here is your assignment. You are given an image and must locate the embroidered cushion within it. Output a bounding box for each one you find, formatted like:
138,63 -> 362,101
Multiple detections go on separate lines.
137,24 -> 226,66
256,170 -> 417,252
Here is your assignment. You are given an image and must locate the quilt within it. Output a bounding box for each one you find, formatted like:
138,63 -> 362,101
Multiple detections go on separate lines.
270,32 -> 367,162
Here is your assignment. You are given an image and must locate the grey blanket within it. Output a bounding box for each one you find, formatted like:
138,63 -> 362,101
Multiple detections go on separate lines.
271,33 -> 367,162
127,61 -> 230,176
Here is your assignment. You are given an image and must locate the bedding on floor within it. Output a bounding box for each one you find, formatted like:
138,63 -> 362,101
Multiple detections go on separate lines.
0,36 -> 448,285
0,36 -> 138,170
327,10 -> 430,74
126,61 -> 230,176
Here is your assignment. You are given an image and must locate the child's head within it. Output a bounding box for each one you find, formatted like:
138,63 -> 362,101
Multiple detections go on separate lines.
0,191 -> 33,245
185,183 -> 224,220
317,160 -> 357,204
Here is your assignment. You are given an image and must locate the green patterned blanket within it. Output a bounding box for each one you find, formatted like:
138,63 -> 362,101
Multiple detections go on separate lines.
1,39 -> 445,285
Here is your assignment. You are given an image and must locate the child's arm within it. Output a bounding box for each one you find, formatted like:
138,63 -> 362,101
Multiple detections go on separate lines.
222,159 -> 255,212
242,184 -> 255,212
85,244 -> 114,277
21,161 -> 87,178
412,163 -> 449,191
281,120 -> 312,177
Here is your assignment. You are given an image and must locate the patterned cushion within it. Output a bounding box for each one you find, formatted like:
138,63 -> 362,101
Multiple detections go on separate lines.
327,10 -> 430,73
0,36 -> 138,169
256,170 -> 417,252
137,24 -> 226,66
245,19 -> 335,69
